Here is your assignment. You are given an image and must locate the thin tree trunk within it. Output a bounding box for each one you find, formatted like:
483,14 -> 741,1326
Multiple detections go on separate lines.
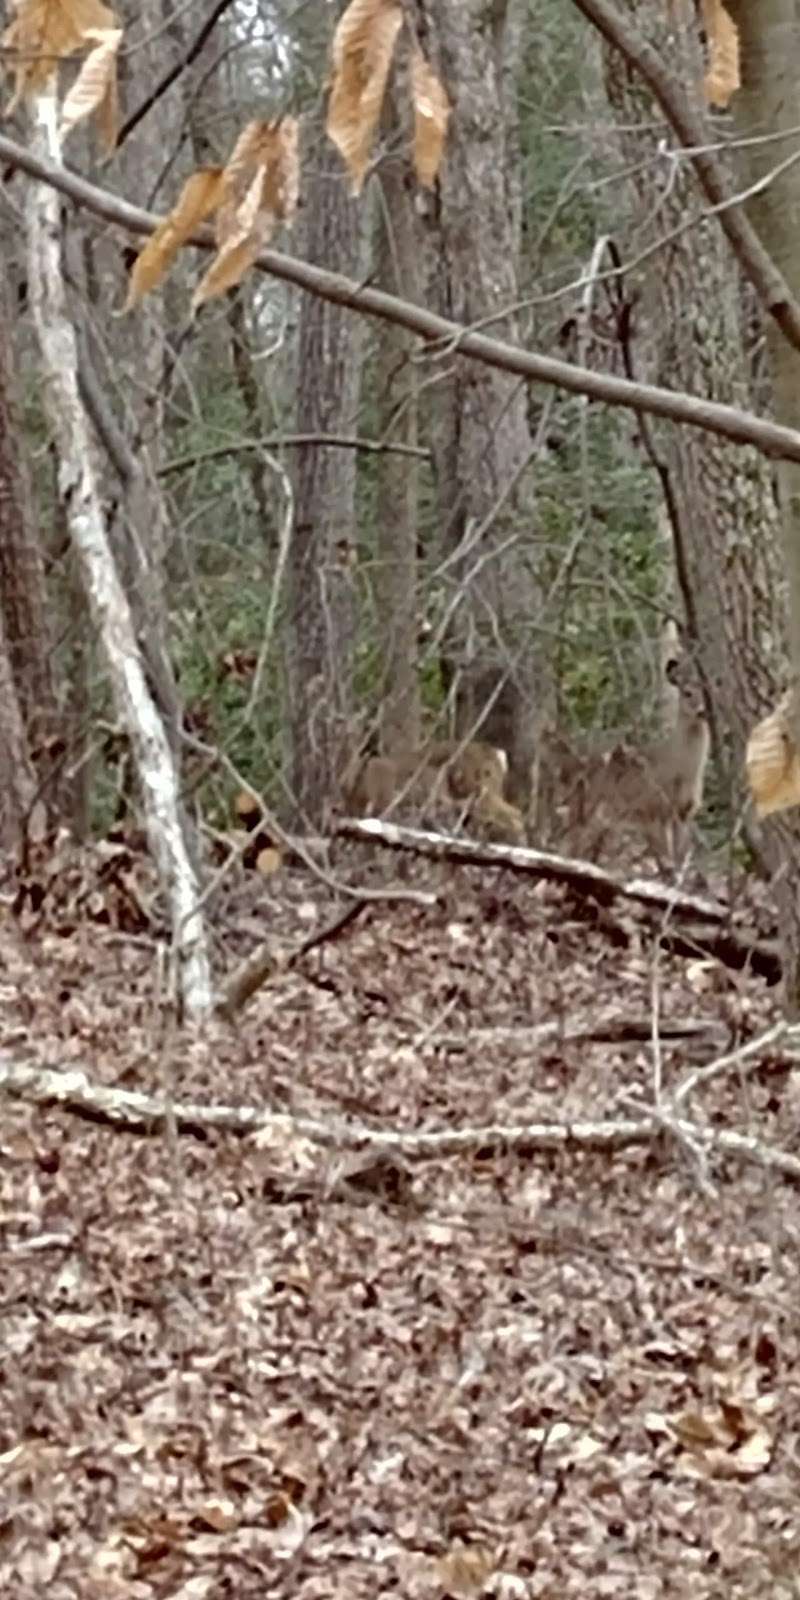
0,603 -> 37,850
0,254 -> 60,810
26,89 -> 212,1019
373,93 -> 422,755
286,111 -> 364,826
410,0 -> 545,808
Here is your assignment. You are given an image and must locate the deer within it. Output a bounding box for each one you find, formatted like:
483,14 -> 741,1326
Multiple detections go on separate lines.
553,656 -> 710,870
343,739 -> 527,844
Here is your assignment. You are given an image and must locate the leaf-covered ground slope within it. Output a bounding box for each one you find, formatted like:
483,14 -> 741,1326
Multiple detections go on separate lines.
1,857 -> 798,1599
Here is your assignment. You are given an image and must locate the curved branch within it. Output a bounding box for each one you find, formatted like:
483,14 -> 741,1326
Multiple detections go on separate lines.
2,133 -> 800,462
568,0 -> 800,352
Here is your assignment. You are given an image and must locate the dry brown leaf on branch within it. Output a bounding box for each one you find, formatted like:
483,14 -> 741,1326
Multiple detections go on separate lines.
326,0 -> 404,195
746,691 -> 800,817
215,116 -> 300,231
58,25 -> 121,151
701,0 -> 739,108
192,116 -> 299,309
1,0 -> 119,110
410,45 -> 450,187
124,169 -> 225,309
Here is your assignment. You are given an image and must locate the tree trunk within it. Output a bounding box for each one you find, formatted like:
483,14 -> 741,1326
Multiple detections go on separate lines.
286,111 -> 364,826
725,0 -> 800,1013
410,0 -> 545,809
0,604 -> 37,851
593,0 -> 800,1011
601,2 -> 782,774
373,91 -> 422,756
0,255 -> 60,812
26,88 -> 212,1019
83,0 -> 186,761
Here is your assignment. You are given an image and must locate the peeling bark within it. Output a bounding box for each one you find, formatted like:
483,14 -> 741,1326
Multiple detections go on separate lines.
25,90 -> 212,1020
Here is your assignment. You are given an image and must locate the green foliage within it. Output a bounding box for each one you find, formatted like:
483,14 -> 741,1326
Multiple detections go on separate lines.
173,583 -> 285,823
534,400 -> 665,731
517,0 -> 614,283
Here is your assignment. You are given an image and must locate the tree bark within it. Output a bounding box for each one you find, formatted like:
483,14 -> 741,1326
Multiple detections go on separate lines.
410,0 -> 545,808
594,0 -> 800,1011
725,0 -> 800,1013
26,88 -> 212,1020
286,111 -> 365,827
0,254 -> 60,813
601,3 -> 782,769
373,90 -> 422,756
0,604 -> 37,850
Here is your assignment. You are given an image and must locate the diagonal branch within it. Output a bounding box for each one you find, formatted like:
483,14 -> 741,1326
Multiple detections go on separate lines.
1,133 -> 800,464
116,0 -> 240,150
334,817 -> 781,982
568,0 -> 800,352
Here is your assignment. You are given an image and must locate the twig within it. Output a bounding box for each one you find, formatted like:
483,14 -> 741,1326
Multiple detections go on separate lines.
159,435 -> 432,477
671,1021 -> 795,1108
217,898 -> 370,1020
116,0 -> 239,150
434,1016 -> 726,1052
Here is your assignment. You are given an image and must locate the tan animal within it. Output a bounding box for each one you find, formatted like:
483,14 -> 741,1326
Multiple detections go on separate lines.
345,739 -> 526,845
552,658 -> 710,867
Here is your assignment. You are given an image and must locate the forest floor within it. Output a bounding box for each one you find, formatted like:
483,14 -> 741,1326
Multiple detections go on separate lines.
1,834 -> 799,1599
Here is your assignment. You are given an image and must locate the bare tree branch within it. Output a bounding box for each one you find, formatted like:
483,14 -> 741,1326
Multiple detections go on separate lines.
568,0 -> 800,353
216,897 -> 371,1020
3,1053 -> 800,1183
116,0 -> 240,150
1,135 -> 800,463
334,817 -> 781,982
160,435 -> 432,477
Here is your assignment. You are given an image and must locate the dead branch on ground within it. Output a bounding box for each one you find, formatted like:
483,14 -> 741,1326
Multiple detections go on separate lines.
2,1025 -> 800,1184
335,818 -> 779,982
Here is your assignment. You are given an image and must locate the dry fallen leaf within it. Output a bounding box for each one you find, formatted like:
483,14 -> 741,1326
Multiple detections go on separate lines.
702,0 -> 739,108
326,0 -> 404,194
745,692 -> 800,816
673,1400 -> 773,1479
435,1542 -> 497,1599
410,45 -> 450,187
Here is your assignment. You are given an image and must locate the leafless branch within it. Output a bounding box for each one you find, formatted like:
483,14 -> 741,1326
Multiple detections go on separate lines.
1,135 -> 800,463
116,0 -> 240,150
217,897 -> 372,1020
569,0 -> 800,352
160,435 -> 432,477
3,1056 -> 800,1184
334,817 -> 781,981
672,1021 -> 795,1108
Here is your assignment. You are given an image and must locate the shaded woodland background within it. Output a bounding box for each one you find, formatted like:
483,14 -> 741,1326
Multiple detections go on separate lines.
2,0 -> 788,864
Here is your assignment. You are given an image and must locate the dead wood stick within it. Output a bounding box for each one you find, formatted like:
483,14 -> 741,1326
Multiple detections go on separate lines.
216,897 -> 370,1020
434,1016 -> 727,1052
3,1055 -> 800,1183
335,818 -> 779,981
